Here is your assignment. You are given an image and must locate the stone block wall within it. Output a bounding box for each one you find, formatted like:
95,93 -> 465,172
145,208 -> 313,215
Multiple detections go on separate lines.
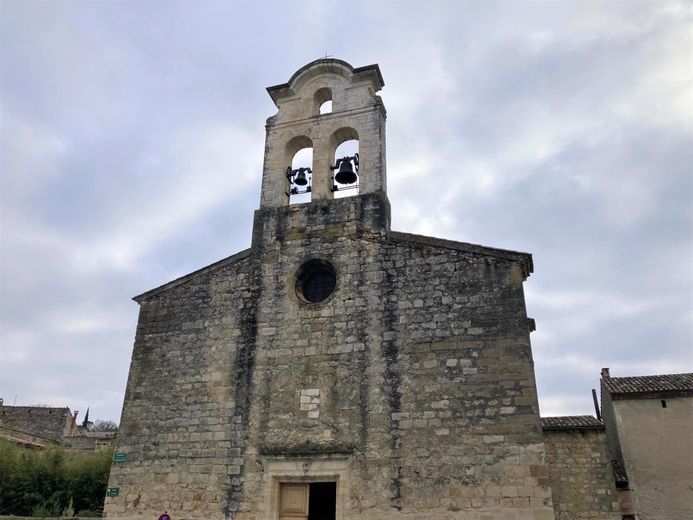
106,58 -> 555,520
63,435 -> 114,451
104,250 -> 258,519
543,425 -> 620,520
106,193 -> 553,520
0,405 -> 73,441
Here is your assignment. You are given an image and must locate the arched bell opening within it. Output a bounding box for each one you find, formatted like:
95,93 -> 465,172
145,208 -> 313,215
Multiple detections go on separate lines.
285,136 -> 313,205
329,127 -> 359,199
314,87 -> 332,115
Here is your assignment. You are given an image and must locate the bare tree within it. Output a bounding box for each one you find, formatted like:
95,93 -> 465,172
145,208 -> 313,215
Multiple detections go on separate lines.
90,419 -> 118,432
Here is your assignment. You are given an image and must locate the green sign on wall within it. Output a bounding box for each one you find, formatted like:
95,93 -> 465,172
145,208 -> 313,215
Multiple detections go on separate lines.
106,487 -> 120,497
113,452 -> 127,463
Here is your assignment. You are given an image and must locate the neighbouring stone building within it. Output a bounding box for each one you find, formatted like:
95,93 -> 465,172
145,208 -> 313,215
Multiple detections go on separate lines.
104,59 -> 671,520
0,402 -> 116,450
0,403 -> 79,447
542,416 -> 620,520
600,370 -> 693,520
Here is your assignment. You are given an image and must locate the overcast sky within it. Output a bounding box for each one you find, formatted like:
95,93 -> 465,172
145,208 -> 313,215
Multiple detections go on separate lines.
1,0 -> 691,424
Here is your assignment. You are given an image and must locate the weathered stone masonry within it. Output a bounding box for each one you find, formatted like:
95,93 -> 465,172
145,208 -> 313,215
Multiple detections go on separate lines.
104,59 -> 589,520
0,405 -> 75,442
542,416 -> 621,520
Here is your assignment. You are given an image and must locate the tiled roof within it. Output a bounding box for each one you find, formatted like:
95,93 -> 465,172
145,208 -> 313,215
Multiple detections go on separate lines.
603,373 -> 693,398
541,415 -> 604,431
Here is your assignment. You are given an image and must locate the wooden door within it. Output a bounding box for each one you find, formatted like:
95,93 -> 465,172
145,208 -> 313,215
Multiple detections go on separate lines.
279,483 -> 309,520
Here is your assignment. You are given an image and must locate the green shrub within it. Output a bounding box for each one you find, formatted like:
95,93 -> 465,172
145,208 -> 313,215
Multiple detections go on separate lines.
0,439 -> 112,517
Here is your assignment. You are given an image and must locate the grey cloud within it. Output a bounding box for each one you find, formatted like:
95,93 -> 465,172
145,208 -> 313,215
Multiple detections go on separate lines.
1,1 -> 691,422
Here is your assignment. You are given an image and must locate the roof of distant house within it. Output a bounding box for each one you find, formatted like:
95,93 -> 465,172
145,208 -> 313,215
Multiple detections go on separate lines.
541,415 -> 604,431
602,372 -> 693,399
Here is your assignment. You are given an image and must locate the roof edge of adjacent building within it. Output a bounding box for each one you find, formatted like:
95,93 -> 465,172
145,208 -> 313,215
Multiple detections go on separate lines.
601,371 -> 693,400
607,388 -> 693,400
541,415 -> 605,431
0,404 -> 71,412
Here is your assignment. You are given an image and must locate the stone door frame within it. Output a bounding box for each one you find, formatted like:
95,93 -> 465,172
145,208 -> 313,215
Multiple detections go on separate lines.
263,456 -> 350,520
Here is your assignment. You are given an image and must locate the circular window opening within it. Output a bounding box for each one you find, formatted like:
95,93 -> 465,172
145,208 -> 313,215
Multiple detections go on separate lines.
296,260 -> 337,303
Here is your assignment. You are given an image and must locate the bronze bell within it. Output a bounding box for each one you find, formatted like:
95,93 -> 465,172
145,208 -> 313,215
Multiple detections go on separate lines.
293,168 -> 309,186
334,158 -> 358,185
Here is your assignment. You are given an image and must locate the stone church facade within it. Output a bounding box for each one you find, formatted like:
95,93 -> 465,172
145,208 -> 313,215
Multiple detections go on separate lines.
105,59 -> 621,520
